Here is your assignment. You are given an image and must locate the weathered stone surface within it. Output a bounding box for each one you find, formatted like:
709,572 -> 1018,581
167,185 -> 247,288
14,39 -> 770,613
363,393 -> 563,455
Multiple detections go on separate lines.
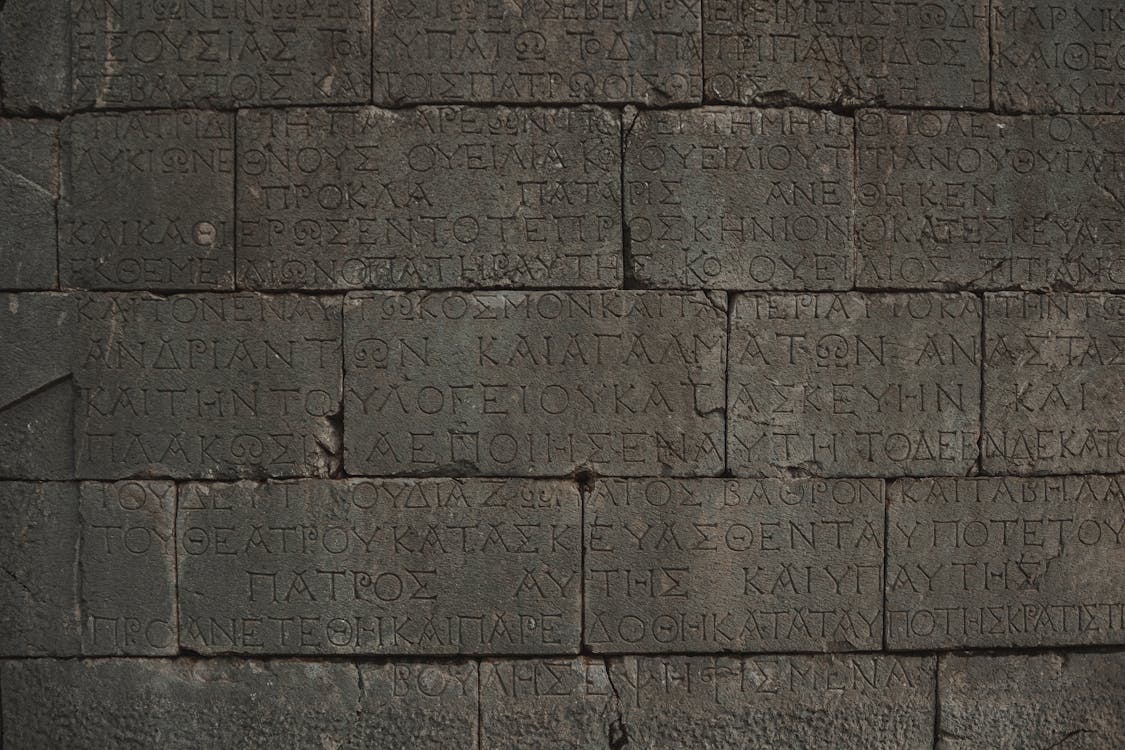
856,110 -> 1125,290
71,2 -> 371,109
0,658 -> 479,748
610,654 -> 935,748
237,106 -> 621,290
983,293 -> 1125,474
75,293 -> 342,479
0,482 -> 80,656
939,651 -> 1125,748
993,2 -> 1125,113
0,0 -> 69,113
345,291 -> 726,476
60,111 -> 235,291
888,475 -> 1125,649
624,107 -> 853,289
584,478 -> 883,652
0,119 -> 58,289
704,0 -> 989,108
177,478 -> 580,655
0,293 -> 77,479
371,0 -> 703,105
80,480 -> 177,655
728,293 -> 981,477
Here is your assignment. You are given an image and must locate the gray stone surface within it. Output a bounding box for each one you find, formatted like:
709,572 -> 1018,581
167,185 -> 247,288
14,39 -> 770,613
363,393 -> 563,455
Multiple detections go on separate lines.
344,291 -> 726,476
0,119 -> 58,289
585,478 -> 884,652
238,106 -> 621,290
939,651 -> 1125,748
60,111 -> 235,290
0,0 -> 69,113
0,658 -> 479,748
856,110 -> 1125,290
80,480 -> 177,655
371,0 -> 703,105
983,293 -> 1125,474
0,293 -> 77,479
177,478 -> 580,654
0,482 -> 80,656
624,107 -> 853,290
71,1 -> 371,109
888,475 -> 1125,649
704,0 -> 989,108
728,293 -> 981,477
993,2 -> 1125,113
74,293 -> 342,479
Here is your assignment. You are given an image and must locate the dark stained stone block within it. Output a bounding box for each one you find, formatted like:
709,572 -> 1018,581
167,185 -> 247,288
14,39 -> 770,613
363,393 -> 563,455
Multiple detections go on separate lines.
177,478 -> 580,655
983,293 -> 1125,474
856,110 -> 1125,290
624,107 -> 853,290
888,475 -> 1125,649
704,0 -> 989,108
344,291 -> 726,476
0,0 -> 69,113
80,480 -> 178,655
728,293 -> 981,477
237,106 -> 621,290
74,293 -> 342,479
585,478 -> 883,652
371,0 -> 703,105
993,2 -> 1125,113
60,111 -> 235,291
0,658 -> 479,748
70,1 -> 371,109
940,651 -> 1125,748
0,119 -> 59,289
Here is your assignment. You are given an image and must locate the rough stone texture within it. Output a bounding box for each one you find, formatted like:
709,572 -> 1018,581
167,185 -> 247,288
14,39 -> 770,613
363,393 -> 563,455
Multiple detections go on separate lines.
74,293 -> 342,480
856,110 -> 1125,290
80,480 -> 178,655
704,0 -> 989,108
983,293 -> 1125,474
177,478 -> 580,655
888,475 -> 1125,649
0,119 -> 59,289
993,2 -> 1125,114
60,111 -> 235,291
0,293 -> 77,479
610,654 -> 935,748
237,106 -> 621,290
585,478 -> 884,652
0,0 -> 69,114
71,1 -> 371,110
624,107 -> 853,290
371,0 -> 703,105
728,292 -> 981,477
344,291 -> 726,476
0,658 -> 479,748
939,651 -> 1125,748
0,482 -> 80,656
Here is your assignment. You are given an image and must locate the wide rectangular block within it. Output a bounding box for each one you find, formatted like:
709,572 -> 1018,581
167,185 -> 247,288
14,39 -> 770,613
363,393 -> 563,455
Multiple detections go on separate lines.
624,107 -> 853,289
584,478 -> 884,652
728,293 -> 981,477
0,658 -> 478,748
178,478 -> 581,654
344,291 -> 727,476
60,111 -> 235,290
704,0 -> 989,108
940,652 -> 1125,748
71,1 -> 371,109
888,476 -> 1125,649
983,293 -> 1125,474
993,2 -> 1125,113
371,0 -> 703,105
237,106 -> 621,289
856,110 -> 1125,290
0,119 -> 59,289
75,293 -> 342,479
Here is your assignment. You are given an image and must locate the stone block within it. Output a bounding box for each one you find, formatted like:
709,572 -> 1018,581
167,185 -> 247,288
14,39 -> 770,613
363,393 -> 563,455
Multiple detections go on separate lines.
0,0 -> 69,113
0,119 -> 59,289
